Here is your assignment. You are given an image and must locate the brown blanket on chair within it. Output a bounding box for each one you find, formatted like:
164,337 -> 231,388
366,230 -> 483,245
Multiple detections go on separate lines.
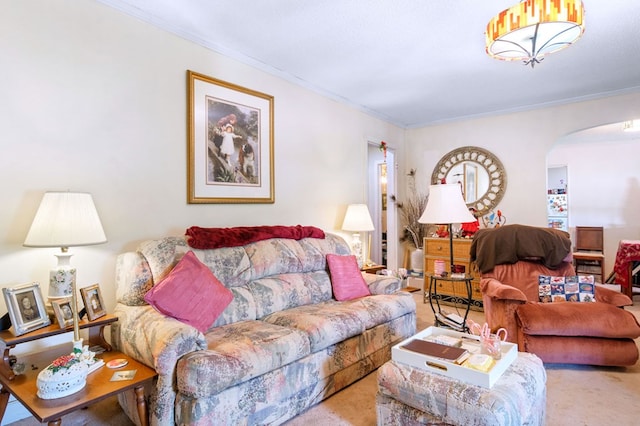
470,224 -> 572,273
185,225 -> 325,249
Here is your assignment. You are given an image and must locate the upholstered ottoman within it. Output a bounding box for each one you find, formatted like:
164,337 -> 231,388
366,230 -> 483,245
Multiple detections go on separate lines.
376,353 -> 546,426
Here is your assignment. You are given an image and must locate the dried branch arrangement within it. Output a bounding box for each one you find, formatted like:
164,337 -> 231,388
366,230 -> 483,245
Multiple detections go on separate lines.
393,169 -> 429,249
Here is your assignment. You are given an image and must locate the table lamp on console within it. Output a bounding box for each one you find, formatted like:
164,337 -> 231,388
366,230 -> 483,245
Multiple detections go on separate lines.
418,184 -> 475,275
23,191 -> 107,399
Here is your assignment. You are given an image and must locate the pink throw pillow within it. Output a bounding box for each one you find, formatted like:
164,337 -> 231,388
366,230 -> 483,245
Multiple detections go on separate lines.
326,254 -> 371,301
144,251 -> 233,333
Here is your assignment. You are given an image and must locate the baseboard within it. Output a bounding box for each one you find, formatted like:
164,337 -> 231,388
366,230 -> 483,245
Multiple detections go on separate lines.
1,397 -> 30,425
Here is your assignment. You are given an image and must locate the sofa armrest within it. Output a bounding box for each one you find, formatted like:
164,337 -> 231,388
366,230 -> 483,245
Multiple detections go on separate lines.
112,304 -> 207,375
595,284 -> 633,307
480,278 -> 528,303
362,273 -> 402,294
112,304 -> 207,425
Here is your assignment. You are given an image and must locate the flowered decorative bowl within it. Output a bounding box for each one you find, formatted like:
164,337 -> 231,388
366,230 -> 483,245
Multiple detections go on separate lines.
37,353 -> 88,399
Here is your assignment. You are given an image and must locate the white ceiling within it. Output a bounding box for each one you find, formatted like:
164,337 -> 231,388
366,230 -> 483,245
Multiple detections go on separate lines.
96,0 -> 640,129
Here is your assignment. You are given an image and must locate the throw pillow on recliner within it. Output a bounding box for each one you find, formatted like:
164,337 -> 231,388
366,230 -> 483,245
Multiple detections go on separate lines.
538,275 -> 595,303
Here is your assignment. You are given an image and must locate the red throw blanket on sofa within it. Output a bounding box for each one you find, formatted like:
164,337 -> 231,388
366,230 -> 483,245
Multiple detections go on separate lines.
185,225 -> 325,249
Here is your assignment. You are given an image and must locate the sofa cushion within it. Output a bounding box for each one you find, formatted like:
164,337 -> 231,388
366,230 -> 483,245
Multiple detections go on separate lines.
326,254 -> 371,301
176,320 -> 310,397
250,273 -> 333,319
263,301 -> 368,352
144,251 -> 233,333
538,275 -> 596,303
341,293 -> 417,330
262,293 -> 416,352
516,302 -> 640,339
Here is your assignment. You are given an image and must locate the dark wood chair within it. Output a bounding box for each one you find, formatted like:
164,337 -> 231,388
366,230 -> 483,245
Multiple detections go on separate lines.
573,226 -> 605,282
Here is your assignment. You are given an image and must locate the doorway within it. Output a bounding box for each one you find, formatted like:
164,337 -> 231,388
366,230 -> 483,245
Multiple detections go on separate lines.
547,165 -> 568,231
367,143 -> 397,271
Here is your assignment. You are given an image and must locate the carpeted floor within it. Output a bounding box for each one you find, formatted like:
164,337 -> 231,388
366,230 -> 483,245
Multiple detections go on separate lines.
8,292 -> 640,425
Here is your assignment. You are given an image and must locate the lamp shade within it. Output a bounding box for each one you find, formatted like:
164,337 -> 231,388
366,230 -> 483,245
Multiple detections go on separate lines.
24,192 -> 107,248
418,184 -> 475,225
342,204 -> 375,232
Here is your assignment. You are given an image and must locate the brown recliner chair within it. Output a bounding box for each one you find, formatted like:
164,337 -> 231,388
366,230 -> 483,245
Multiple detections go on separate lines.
473,225 -> 640,366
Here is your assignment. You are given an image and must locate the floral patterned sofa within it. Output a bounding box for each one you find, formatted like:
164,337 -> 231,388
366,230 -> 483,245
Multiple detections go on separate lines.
111,230 -> 416,425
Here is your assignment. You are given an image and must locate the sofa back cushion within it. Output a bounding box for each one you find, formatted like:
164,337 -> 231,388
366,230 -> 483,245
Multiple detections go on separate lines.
482,261 -> 576,302
117,232 -> 352,325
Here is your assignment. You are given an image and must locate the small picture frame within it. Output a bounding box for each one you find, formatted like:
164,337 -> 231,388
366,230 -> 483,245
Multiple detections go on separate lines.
80,283 -> 106,321
2,282 -> 51,336
52,297 -> 74,329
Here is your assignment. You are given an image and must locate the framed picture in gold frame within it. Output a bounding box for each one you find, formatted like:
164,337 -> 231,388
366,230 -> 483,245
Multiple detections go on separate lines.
187,70 -> 275,204
52,297 -> 74,329
80,283 -> 106,321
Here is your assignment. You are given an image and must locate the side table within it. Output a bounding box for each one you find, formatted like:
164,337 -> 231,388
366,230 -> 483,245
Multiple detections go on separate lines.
426,274 -> 473,332
0,314 -> 118,381
361,264 -> 385,274
0,349 -> 157,426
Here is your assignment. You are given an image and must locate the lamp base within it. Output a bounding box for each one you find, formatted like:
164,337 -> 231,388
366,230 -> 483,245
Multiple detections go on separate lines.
350,233 -> 364,268
49,251 -> 76,298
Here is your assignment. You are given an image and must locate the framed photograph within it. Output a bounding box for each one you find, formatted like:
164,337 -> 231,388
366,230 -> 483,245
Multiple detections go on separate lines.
187,70 -> 275,204
2,282 -> 50,336
52,297 -> 74,329
80,283 -> 106,321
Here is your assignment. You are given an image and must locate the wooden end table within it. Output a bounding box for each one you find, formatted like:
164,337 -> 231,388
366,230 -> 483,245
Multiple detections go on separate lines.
0,313 -> 157,425
361,264 -> 385,274
0,349 -> 157,425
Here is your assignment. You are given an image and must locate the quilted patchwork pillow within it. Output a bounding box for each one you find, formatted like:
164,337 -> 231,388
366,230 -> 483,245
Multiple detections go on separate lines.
538,275 -> 596,303
144,250 -> 233,332
326,254 -> 371,301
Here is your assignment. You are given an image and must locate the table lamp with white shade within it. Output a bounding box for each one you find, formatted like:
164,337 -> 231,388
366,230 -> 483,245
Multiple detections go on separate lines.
23,191 -> 107,399
418,184 -> 475,275
342,204 -> 375,268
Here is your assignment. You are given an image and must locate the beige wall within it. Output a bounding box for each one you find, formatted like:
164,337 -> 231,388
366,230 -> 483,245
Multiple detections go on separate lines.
2,0 -> 639,338
549,136 -> 640,277
406,92 -> 640,239
0,0 -> 404,335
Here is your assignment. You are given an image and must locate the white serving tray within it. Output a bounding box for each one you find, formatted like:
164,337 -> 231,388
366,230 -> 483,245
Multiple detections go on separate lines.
391,326 -> 517,388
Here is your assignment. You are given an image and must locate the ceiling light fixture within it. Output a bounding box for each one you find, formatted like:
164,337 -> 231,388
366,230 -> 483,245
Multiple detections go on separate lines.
623,120 -> 640,132
486,0 -> 585,68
